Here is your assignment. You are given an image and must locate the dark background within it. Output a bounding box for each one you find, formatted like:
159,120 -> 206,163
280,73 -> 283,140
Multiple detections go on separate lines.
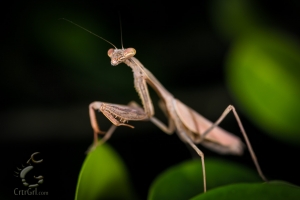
1,1 -> 300,199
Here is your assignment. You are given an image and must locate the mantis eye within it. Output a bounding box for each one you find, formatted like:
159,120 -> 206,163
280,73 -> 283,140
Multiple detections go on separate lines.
123,48 -> 136,58
108,48 -> 114,58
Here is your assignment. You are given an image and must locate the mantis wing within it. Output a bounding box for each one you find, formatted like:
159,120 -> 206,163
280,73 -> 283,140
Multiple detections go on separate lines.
174,99 -> 244,155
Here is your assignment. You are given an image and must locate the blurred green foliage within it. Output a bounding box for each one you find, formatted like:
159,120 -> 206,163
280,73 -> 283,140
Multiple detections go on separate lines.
226,31 -> 300,144
148,159 -> 261,200
75,144 -> 136,200
211,0 -> 300,144
191,181 -> 300,200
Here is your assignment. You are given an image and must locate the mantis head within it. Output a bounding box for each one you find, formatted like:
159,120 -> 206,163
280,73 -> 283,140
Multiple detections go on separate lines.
108,48 -> 136,66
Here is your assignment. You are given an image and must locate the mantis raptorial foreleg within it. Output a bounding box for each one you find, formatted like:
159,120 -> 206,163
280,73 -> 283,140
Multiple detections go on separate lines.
89,101 -> 148,148
88,100 -> 174,150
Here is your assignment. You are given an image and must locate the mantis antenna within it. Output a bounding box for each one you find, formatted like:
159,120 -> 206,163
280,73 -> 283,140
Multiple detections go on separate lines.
59,18 -> 117,49
118,12 -> 124,50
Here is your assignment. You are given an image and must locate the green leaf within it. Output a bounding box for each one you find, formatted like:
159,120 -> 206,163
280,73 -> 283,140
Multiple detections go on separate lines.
148,158 -> 261,200
75,144 -> 136,200
226,30 -> 300,144
191,181 -> 300,200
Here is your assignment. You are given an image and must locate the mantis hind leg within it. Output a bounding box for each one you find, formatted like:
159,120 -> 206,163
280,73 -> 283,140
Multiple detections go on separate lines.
199,105 -> 268,182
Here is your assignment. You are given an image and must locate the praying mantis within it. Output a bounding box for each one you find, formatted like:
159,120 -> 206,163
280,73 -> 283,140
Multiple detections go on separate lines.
61,19 -> 268,192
